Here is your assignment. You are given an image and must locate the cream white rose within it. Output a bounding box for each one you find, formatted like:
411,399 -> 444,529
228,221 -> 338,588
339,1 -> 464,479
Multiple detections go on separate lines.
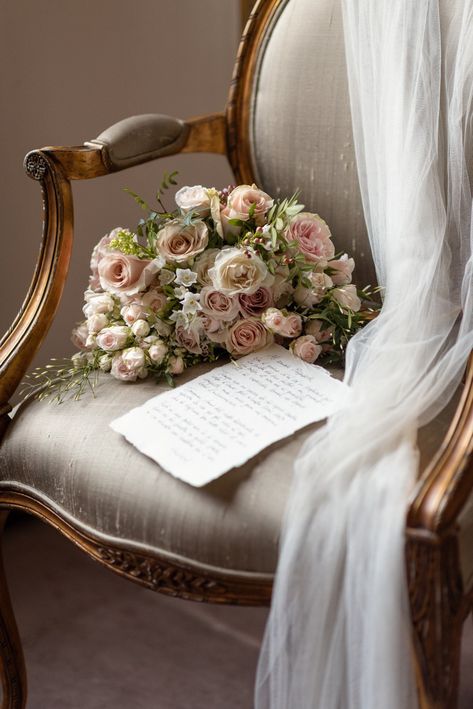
209,247 -> 273,295
175,185 -> 211,217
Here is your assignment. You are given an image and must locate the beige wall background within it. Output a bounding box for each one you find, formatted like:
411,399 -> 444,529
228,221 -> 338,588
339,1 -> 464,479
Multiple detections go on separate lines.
0,0 -> 241,369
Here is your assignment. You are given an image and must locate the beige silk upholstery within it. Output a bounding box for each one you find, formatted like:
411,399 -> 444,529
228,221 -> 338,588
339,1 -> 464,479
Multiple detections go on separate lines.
250,0 -> 376,288
1,362 -> 471,589
0,363 -> 340,579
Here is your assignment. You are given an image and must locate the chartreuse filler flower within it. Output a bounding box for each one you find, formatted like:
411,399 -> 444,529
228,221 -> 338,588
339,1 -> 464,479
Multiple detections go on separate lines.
24,175 -> 378,402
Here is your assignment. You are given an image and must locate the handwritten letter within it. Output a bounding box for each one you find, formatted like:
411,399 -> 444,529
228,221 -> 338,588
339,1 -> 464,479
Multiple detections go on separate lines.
110,345 -> 350,486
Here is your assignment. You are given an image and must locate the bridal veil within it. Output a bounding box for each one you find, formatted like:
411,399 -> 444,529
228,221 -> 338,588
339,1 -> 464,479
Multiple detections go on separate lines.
255,0 -> 473,707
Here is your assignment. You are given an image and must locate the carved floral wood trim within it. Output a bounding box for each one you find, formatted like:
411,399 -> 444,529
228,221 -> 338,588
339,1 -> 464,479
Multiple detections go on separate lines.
0,492 -> 273,607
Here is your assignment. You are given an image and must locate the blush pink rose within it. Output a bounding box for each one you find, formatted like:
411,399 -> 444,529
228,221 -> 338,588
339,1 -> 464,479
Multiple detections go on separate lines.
305,319 -> 335,343
120,302 -> 148,326
291,335 -> 322,363
167,355 -> 185,375
285,213 -> 334,264
226,184 -> 273,225
278,313 -> 303,338
261,308 -> 302,338
111,347 -> 147,382
71,322 -> 90,350
200,286 -> 240,321
294,272 -> 333,307
89,228 -> 123,291
157,219 -> 209,263
96,325 -> 130,352
98,253 -> 159,296
238,286 -> 274,317
175,185 -> 211,217
329,254 -> 355,285
332,284 -> 361,312
225,318 -> 273,356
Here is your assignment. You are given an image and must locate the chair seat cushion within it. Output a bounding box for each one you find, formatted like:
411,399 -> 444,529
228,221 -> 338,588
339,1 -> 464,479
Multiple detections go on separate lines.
0,362 -> 342,579
0,362 -> 470,588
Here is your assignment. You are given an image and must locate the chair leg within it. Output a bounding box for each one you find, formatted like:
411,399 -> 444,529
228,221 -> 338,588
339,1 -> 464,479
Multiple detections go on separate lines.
0,512 -> 26,709
406,532 -> 464,709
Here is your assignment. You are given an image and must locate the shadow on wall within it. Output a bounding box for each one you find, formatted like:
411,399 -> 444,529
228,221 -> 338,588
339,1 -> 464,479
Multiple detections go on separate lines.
0,0 -> 240,368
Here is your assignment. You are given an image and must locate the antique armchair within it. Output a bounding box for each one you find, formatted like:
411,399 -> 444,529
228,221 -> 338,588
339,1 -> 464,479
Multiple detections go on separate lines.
0,1 -> 472,708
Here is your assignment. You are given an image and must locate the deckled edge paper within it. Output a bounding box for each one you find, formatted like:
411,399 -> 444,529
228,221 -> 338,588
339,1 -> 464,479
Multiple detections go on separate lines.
110,344 -> 350,487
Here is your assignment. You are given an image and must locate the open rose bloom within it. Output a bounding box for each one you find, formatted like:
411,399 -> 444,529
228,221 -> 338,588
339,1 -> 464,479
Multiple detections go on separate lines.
66,179 -> 373,388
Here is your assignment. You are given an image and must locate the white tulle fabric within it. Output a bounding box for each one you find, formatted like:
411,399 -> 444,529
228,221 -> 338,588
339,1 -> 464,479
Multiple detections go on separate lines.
255,1 -> 473,708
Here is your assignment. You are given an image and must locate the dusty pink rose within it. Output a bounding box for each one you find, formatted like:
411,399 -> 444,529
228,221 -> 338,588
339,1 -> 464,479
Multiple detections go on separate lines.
200,286 -> 240,321
225,318 -> 273,356
238,286 -> 274,317
88,228 -> 123,291
332,284 -> 361,312
86,313 -> 108,334
71,322 -> 90,350
157,219 -> 208,263
175,324 -> 202,354
96,325 -> 130,352
98,253 -> 159,296
199,313 -> 227,343
167,355 -> 185,375
226,184 -> 273,225
111,347 -> 147,381
329,254 -> 355,285
141,289 -> 168,313
291,335 -> 322,363
285,213 -> 334,264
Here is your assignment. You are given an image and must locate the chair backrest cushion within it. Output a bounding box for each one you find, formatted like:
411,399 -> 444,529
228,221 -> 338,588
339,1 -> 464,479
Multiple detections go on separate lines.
247,0 -> 376,286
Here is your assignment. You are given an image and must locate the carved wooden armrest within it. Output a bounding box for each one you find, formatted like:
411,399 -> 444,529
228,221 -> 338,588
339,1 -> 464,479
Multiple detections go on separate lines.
0,113 -> 226,423
407,353 -> 473,539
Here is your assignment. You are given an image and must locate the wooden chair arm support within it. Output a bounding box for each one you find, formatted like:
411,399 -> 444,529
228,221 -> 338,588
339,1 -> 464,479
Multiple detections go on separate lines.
407,353 -> 473,538
36,112 -> 227,180
0,112 -> 227,419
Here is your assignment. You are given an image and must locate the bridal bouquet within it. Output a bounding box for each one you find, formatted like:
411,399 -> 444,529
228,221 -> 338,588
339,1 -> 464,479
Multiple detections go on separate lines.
29,175 -> 376,401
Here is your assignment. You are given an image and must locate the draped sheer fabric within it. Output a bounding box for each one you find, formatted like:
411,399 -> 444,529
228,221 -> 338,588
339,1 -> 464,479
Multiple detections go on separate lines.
255,1 -> 473,707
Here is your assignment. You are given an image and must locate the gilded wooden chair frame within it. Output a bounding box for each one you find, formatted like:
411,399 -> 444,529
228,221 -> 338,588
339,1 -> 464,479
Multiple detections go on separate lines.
0,1 -> 471,708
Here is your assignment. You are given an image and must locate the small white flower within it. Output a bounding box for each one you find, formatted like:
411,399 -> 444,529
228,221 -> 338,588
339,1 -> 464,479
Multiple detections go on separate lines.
181,291 -> 201,315
173,285 -> 188,300
159,269 -> 175,286
153,254 -> 166,270
169,309 -> 188,326
175,268 -> 198,287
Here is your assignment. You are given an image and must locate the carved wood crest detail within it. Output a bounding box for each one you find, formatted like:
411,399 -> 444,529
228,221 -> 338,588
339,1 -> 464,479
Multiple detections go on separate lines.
406,532 -> 464,705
